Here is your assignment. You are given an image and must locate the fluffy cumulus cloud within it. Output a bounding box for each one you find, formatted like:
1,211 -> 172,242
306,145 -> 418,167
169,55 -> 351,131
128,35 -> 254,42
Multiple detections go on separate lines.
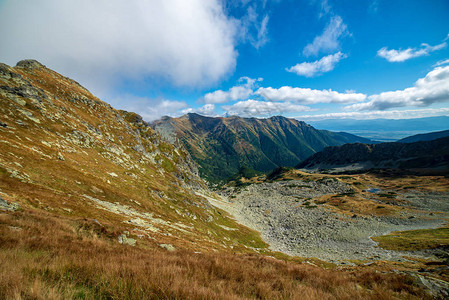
181,104 -> 218,117
303,16 -> 349,56
203,77 -> 262,104
256,86 -> 366,104
297,108 -> 449,121
0,0 -> 239,95
377,42 -> 446,62
222,100 -> 311,117
346,65 -> 449,111
110,95 -> 188,122
287,52 -> 346,77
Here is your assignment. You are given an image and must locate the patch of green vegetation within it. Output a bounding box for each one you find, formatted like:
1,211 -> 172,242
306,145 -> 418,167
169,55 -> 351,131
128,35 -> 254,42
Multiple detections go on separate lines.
266,166 -> 293,181
0,166 -> 8,176
227,166 -> 264,186
378,193 -> 396,199
373,228 -> 449,251
303,201 -> 317,209
160,157 -> 175,172
316,177 -> 338,183
335,190 -> 356,197
158,142 -> 172,154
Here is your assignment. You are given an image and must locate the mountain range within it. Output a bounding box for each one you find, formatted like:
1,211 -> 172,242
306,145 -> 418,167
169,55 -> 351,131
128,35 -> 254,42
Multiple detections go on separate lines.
308,116 -> 449,142
298,136 -> 449,174
152,113 -> 373,182
398,129 -> 449,143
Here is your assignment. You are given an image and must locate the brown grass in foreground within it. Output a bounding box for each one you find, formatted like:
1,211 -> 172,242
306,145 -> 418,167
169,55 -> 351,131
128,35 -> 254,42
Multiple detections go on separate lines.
0,209 -> 429,299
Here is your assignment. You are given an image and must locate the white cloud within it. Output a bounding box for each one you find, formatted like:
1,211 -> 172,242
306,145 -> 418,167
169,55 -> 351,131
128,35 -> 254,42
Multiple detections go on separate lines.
303,16 -> 349,56
256,86 -> 366,104
319,0 -> 332,17
434,58 -> 449,67
296,108 -> 449,121
243,6 -> 270,49
203,76 -> 262,104
287,52 -> 347,77
222,100 -> 311,117
0,0 -> 239,96
181,104 -> 218,117
377,42 -> 447,62
369,0 -> 379,13
228,1 -> 270,49
346,65 -> 449,111
109,95 -> 188,122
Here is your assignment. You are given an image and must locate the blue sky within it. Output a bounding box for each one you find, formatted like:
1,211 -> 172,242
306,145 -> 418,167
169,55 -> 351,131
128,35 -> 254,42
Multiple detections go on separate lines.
1,0 -> 449,122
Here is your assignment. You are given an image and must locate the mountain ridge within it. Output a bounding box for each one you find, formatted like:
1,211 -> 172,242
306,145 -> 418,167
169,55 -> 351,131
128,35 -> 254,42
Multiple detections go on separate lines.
398,129 -> 449,143
298,136 -> 449,174
152,113 -> 374,182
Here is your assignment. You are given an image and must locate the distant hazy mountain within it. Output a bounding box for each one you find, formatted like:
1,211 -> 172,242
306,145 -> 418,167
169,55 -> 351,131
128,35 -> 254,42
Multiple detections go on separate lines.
307,116 -> 449,142
398,130 -> 449,143
152,113 -> 373,182
298,137 -> 449,174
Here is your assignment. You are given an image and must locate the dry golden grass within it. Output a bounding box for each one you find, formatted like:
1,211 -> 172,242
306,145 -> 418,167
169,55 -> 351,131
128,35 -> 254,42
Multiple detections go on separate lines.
0,209 -> 430,299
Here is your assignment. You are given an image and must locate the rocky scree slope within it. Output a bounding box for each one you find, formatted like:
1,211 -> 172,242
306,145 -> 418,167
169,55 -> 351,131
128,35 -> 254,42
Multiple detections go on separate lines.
0,60 -> 266,252
298,137 -> 449,173
219,178 -> 447,263
152,113 -> 372,182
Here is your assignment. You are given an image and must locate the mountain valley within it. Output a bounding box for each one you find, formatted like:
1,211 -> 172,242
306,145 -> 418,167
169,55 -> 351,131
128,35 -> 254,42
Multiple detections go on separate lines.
1,60 -> 449,298
152,113 -> 373,182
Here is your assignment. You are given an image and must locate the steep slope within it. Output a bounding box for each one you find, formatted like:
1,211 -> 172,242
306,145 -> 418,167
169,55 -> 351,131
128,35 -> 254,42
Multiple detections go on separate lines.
0,59 -> 266,252
152,113 -> 372,182
398,129 -> 449,143
0,60 -> 444,299
298,137 -> 449,173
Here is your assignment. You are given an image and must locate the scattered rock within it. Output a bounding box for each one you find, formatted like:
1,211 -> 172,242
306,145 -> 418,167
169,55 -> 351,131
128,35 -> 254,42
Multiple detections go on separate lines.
57,152 -> 65,161
160,243 -> 176,252
411,273 -> 449,298
118,233 -> 137,246
0,195 -> 20,211
8,226 -> 22,231
215,180 -> 448,263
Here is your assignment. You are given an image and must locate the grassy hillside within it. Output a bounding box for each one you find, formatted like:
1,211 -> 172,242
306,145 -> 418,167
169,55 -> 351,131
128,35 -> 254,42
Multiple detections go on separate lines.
0,59 -> 268,254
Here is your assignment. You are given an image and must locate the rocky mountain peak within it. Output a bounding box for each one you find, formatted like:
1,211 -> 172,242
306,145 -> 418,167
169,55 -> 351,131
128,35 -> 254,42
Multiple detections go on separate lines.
15,59 -> 46,70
